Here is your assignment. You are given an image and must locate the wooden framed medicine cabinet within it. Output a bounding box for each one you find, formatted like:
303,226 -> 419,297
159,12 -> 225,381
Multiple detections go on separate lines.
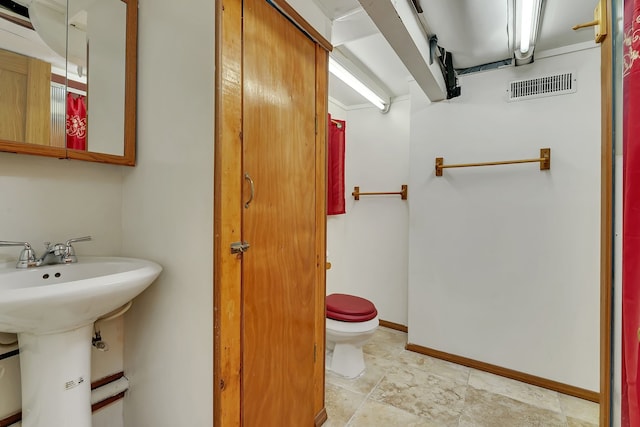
0,0 -> 137,166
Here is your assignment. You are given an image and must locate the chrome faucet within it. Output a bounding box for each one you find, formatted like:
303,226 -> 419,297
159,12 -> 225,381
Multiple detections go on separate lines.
0,236 -> 91,268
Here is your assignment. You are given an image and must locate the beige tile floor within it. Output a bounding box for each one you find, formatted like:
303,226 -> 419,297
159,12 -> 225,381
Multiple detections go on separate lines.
324,327 -> 599,427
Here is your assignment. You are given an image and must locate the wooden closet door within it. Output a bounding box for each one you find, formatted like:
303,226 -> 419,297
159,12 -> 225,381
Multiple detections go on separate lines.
241,0 -> 317,424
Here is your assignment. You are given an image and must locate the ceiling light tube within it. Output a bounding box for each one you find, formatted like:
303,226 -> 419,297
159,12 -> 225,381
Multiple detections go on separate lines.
514,0 -> 543,65
519,0 -> 533,53
328,55 -> 390,112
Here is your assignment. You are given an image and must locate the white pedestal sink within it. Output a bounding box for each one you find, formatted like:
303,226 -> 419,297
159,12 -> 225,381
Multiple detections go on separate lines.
0,257 -> 162,427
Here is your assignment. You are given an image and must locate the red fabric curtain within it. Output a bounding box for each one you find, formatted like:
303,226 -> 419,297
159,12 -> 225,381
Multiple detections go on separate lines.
66,93 -> 87,150
328,115 -> 346,215
623,1 -> 640,425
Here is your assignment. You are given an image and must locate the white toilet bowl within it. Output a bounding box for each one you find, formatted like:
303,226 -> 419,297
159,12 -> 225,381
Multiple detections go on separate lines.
325,294 -> 379,379
326,317 -> 378,378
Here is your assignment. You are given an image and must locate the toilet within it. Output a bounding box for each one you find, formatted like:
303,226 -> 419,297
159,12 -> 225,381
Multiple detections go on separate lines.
325,293 -> 379,379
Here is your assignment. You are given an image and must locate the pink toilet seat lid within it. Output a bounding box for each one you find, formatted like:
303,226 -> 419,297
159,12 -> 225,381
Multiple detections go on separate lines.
326,293 -> 377,322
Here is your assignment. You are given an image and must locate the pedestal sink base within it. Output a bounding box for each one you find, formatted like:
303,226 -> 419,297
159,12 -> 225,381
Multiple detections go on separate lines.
19,325 -> 93,427
0,256 -> 163,427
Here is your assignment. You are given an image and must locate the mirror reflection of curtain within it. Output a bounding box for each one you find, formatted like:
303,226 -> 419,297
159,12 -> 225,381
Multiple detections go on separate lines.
66,92 -> 87,150
328,115 -> 346,215
623,0 -> 640,425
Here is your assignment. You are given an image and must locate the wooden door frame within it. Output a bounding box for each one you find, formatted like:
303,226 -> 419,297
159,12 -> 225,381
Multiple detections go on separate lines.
214,1 -> 331,426
600,0 -> 614,425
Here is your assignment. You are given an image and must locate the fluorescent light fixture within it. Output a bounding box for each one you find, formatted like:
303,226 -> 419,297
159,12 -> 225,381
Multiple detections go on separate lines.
514,0 -> 543,64
519,0 -> 533,53
328,56 -> 389,111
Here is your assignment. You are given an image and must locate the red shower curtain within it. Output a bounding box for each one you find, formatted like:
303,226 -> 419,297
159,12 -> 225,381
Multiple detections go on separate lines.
623,1 -> 640,425
66,93 -> 87,150
328,115 -> 346,215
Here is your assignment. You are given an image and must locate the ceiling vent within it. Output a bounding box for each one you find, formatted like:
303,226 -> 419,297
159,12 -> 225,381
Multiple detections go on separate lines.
508,72 -> 576,101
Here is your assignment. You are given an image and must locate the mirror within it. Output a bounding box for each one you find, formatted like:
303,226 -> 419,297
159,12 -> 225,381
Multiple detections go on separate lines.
0,0 -> 137,165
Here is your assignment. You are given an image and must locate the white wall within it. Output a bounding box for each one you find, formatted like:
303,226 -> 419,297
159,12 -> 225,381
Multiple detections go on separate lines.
0,156 -> 123,259
93,400 -> 124,427
408,47 -> 601,391
0,154 -> 125,423
326,98 -> 410,326
121,0 -> 214,425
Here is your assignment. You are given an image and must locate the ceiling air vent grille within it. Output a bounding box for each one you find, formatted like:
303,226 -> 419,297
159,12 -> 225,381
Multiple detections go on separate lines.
508,72 -> 576,101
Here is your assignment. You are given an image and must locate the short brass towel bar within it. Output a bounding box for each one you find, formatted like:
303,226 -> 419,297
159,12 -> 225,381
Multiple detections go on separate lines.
352,185 -> 408,201
435,148 -> 551,177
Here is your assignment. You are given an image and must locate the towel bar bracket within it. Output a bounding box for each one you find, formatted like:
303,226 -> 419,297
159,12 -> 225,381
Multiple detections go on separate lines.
540,148 -> 551,170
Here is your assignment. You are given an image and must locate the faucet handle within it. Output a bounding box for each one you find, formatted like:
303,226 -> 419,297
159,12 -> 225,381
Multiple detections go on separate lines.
0,241 -> 36,269
0,240 -> 31,248
63,236 -> 92,263
65,236 -> 92,246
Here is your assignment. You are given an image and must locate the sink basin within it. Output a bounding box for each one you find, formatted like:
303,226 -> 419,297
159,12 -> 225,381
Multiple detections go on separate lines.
0,256 -> 162,334
0,256 -> 161,427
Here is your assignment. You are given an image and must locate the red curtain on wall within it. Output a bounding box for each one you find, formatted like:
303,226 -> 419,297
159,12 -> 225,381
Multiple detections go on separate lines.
327,115 -> 346,215
66,93 -> 87,150
623,0 -> 640,425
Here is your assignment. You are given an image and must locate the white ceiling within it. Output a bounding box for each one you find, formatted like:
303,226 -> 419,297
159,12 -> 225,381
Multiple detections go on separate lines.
315,0 -> 599,108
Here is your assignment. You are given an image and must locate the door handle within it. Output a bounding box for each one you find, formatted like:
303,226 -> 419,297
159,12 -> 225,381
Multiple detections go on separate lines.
244,173 -> 254,209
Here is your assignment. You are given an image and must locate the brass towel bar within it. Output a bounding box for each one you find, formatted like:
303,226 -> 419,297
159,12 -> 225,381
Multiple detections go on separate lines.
352,185 -> 408,201
435,148 -> 551,177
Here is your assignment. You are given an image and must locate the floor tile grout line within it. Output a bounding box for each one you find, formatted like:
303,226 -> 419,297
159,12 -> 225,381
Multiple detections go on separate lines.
343,365 -> 390,426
